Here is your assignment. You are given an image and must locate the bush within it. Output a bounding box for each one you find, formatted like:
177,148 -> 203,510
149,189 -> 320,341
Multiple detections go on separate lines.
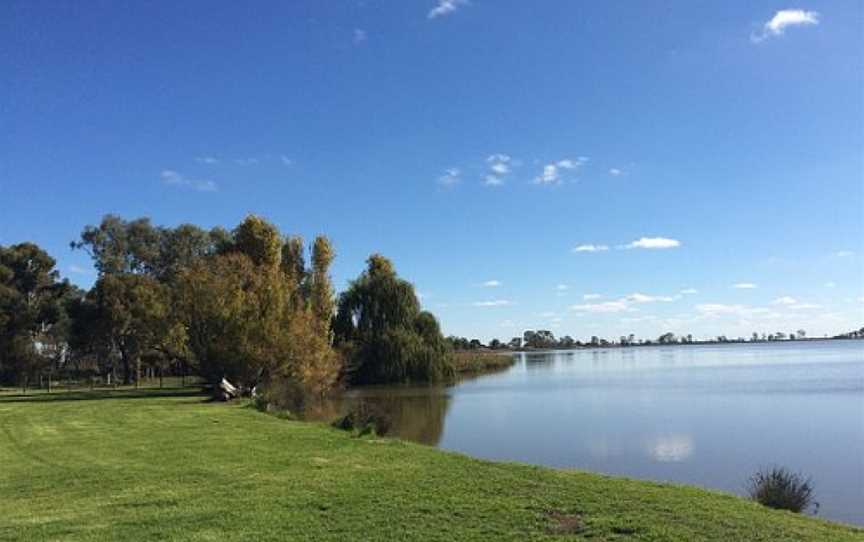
332,401 -> 392,437
747,466 -> 816,513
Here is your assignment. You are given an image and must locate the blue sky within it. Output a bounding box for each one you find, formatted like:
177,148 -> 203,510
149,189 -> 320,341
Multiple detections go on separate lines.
2,1 -> 862,341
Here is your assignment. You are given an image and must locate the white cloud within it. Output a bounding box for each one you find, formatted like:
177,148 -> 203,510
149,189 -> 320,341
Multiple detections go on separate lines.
732,283 -> 758,289
609,168 -> 622,176
195,156 -> 219,164
484,154 -> 512,186
534,157 -> 587,185
788,303 -> 821,311
68,265 -> 92,275
473,299 -> 511,307
428,0 -> 468,19
353,28 -> 367,44
753,9 -> 819,42
623,237 -> 681,250
680,288 -> 698,295
161,170 -> 217,192
824,282 -> 836,288
570,300 -> 633,313
626,292 -> 680,303
572,244 -> 609,253
772,296 -> 797,305
437,168 -> 461,186
482,280 -> 502,287
835,251 -> 854,257
583,293 -> 603,300
556,284 -> 569,291
280,155 -> 293,166
234,158 -> 259,166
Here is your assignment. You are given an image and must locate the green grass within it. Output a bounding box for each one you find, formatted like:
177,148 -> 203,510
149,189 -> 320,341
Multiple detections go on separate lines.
1,389 -> 861,541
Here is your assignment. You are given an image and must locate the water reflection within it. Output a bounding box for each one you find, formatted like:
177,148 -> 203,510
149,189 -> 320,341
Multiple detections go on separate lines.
314,387 -> 452,446
646,434 -> 694,463
307,341 -> 864,525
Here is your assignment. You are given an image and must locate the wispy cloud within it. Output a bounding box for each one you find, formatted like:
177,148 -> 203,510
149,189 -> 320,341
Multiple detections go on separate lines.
68,264 -> 92,275
752,9 -> 820,43
234,158 -> 260,166
570,300 -> 633,313
556,284 -> 569,291
428,0 -> 468,19
622,237 -> 681,250
161,170 -> 217,192
437,168 -> 461,186
824,282 -> 836,288
485,154 -> 512,186
534,157 -> 587,185
609,168 -> 623,176
473,299 -> 511,307
680,288 -> 698,295
571,290 -> 681,314
626,292 -> 680,303
835,250 -> 854,257
353,28 -> 367,45
482,280 -> 502,287
195,156 -> 219,165
772,296 -> 797,305
280,155 -> 293,166
732,283 -> 758,289
572,244 -> 609,253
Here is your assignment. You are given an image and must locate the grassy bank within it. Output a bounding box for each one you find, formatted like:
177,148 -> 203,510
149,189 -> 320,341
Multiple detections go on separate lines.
451,350 -> 516,374
1,389 -> 861,541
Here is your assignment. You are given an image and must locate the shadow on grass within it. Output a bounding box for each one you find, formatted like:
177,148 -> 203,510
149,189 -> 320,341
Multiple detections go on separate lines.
0,387 -> 208,404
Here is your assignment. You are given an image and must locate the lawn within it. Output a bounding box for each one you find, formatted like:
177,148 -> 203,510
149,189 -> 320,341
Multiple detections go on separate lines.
1,388 -> 861,541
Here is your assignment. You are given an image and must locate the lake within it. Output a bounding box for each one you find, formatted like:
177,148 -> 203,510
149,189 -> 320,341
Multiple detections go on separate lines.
340,340 -> 864,525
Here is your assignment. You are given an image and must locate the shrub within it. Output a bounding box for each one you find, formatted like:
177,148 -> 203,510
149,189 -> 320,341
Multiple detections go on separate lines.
747,466 -> 816,513
332,401 -> 392,437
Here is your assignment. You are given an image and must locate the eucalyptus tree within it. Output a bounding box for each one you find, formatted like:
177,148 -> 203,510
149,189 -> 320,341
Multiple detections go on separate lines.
0,243 -> 73,386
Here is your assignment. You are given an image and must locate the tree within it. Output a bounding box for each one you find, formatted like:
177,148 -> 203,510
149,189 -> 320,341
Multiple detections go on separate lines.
71,215 -> 161,275
88,274 -> 182,385
334,254 -> 452,384
0,243 -> 71,386
309,236 -> 335,331
658,332 -> 676,344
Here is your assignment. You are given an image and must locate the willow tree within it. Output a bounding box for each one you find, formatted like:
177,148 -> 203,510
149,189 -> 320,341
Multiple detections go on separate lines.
334,254 -> 452,385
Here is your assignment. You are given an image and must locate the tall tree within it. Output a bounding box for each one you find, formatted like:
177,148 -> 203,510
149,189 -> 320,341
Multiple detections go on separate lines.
88,274 -> 181,384
0,243 -> 71,385
334,254 -> 452,384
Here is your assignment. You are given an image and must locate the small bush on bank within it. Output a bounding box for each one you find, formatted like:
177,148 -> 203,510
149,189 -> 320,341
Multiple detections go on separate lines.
332,401 -> 392,437
747,466 -> 816,513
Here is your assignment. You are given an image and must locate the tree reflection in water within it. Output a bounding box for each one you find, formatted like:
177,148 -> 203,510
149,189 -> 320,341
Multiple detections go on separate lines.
304,386 -> 452,446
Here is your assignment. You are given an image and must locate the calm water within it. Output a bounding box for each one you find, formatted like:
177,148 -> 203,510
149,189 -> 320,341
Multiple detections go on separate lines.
341,340 -> 864,525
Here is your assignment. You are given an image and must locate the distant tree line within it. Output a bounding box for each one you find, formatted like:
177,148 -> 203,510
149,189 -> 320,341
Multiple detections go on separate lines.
0,215 -> 453,398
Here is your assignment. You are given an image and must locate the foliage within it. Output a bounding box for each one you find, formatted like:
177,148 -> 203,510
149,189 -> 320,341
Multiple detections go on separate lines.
0,243 -> 71,385
332,400 -> 393,436
747,466 -> 817,514
87,273 -> 184,384
334,254 -> 453,384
